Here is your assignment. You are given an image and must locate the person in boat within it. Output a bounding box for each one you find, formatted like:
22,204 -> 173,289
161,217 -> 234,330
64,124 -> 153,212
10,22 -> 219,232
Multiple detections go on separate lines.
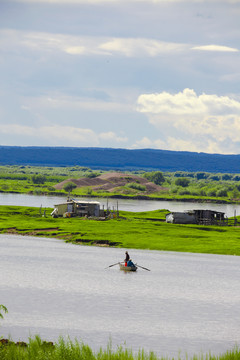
124,251 -> 130,266
127,259 -> 134,267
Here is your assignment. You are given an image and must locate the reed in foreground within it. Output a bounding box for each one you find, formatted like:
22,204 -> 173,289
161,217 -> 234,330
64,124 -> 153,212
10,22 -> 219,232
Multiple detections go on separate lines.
0,336 -> 240,360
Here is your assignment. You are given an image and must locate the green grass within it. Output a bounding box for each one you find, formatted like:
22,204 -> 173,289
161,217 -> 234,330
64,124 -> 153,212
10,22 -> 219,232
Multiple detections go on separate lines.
1,165 -> 240,203
1,205 -> 240,256
0,336 -> 240,360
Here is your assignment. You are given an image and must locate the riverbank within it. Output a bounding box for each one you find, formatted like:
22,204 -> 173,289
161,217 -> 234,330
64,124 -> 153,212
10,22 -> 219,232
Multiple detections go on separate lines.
1,165 -> 240,205
0,189 -> 237,204
1,205 -> 240,256
0,336 -> 239,360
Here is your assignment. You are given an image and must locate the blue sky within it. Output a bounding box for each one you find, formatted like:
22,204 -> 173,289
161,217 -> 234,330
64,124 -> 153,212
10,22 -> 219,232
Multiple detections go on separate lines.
0,0 -> 240,154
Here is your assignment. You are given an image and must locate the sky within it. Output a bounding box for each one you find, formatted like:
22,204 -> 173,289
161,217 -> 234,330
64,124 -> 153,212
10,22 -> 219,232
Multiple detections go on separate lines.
0,0 -> 240,154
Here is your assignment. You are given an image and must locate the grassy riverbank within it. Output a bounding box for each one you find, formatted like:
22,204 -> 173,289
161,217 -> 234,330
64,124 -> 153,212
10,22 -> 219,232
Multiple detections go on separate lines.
0,336 -> 240,360
1,205 -> 240,256
1,165 -> 240,203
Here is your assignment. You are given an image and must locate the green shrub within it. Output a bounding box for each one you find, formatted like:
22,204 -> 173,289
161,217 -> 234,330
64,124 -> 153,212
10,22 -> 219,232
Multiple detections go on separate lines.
143,172 -> 165,185
178,189 -> 191,195
195,172 -> 208,180
63,182 -> 77,193
47,186 -> 56,191
207,189 -> 217,197
175,178 -> 190,187
221,174 -> 233,181
216,188 -> 228,197
85,172 -> 99,178
126,183 -> 146,191
31,174 -> 46,184
0,304 -> 7,320
208,175 -> 220,181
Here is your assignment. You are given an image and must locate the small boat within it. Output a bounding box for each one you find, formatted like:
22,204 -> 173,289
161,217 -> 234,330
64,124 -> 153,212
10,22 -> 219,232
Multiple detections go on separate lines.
119,262 -> 137,272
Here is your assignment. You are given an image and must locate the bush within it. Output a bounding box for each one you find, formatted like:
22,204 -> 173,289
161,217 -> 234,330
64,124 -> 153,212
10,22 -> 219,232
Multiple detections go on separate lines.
221,174 -> 232,181
207,189 -> 217,197
170,186 -> 178,194
178,189 -> 191,195
216,188 -> 228,197
195,172 -> 208,180
144,172 -> 165,185
63,182 -> 77,193
0,304 -> 7,319
85,172 -> 99,178
47,186 -> 56,192
126,182 -> 146,191
31,174 -> 46,184
208,175 -> 220,181
175,178 -> 190,187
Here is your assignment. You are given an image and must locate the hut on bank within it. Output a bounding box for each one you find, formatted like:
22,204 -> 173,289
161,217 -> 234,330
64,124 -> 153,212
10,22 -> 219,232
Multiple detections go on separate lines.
166,209 -> 227,225
51,200 -> 104,218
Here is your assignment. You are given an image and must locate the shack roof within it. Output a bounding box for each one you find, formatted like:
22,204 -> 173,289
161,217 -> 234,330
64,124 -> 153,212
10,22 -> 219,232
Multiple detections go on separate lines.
54,200 -> 100,206
166,209 -> 225,216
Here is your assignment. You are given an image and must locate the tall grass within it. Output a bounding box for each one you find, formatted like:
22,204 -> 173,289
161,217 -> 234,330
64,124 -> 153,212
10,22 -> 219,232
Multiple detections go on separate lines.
0,336 -> 239,360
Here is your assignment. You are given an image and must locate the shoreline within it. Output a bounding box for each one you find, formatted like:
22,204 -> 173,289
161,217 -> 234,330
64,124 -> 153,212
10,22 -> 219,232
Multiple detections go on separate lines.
0,190 -> 236,205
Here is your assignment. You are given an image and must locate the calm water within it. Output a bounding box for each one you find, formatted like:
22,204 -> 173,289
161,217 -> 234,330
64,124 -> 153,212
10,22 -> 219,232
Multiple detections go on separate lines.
0,193 -> 240,217
1,234 -> 240,358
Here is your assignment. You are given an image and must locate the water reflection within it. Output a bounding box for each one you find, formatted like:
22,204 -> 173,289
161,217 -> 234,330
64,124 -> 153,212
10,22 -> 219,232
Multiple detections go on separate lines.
1,234 -> 240,358
1,192 -> 240,217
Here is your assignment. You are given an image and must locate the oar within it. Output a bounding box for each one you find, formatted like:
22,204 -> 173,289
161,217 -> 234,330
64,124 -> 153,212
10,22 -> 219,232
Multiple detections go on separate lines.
136,264 -> 151,271
105,262 -> 120,269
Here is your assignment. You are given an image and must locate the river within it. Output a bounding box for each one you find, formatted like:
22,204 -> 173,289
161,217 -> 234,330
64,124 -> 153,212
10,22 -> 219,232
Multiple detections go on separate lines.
1,194 -> 240,357
1,234 -> 240,358
1,192 -> 240,217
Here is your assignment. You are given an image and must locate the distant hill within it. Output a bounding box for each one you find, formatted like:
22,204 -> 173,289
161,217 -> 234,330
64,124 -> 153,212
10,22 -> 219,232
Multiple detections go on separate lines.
0,146 -> 240,173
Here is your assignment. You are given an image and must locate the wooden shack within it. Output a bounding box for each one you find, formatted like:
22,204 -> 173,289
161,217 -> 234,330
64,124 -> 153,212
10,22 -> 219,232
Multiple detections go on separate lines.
166,209 -> 227,225
51,200 -> 104,218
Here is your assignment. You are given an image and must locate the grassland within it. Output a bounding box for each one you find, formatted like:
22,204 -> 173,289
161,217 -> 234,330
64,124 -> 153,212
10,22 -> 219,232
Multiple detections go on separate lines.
0,336 -> 240,360
1,205 -> 240,256
1,165 -> 240,203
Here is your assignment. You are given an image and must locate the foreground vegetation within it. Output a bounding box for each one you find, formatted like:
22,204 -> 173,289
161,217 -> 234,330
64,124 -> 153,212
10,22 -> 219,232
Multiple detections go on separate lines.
1,205 -> 240,256
1,165 -> 240,203
0,336 -> 240,360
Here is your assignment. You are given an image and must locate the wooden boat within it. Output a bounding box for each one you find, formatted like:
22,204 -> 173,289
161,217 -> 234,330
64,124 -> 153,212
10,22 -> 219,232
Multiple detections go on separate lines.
119,262 -> 137,272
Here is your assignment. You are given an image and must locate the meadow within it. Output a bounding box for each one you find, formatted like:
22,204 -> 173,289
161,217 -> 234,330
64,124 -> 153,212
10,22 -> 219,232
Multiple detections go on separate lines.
0,336 -> 240,360
1,165 -> 240,202
1,205 -> 240,256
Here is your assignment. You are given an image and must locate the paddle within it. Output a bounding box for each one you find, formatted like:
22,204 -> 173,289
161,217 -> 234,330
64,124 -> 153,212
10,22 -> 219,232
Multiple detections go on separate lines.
105,262 -> 120,269
136,264 -> 151,271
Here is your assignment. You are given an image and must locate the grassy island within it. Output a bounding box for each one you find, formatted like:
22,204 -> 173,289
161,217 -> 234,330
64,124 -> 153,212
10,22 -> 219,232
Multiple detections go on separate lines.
1,205 -> 240,256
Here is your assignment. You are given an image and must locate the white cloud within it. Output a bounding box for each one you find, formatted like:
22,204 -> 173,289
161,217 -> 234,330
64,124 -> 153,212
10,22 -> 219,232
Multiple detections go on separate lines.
0,29 -> 188,58
136,89 -> 240,154
99,38 -> 187,57
192,45 -> 239,52
64,46 -> 86,55
1,29 -> 238,61
0,124 -> 128,146
137,88 -> 240,116
99,131 -> 128,143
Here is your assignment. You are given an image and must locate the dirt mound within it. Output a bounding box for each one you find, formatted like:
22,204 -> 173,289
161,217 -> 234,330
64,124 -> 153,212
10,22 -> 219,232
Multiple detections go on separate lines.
54,177 -> 106,190
54,172 -> 168,194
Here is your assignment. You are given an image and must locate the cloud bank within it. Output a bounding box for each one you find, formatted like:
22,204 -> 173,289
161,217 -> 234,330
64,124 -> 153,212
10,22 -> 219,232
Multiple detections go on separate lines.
136,89 -> 240,154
